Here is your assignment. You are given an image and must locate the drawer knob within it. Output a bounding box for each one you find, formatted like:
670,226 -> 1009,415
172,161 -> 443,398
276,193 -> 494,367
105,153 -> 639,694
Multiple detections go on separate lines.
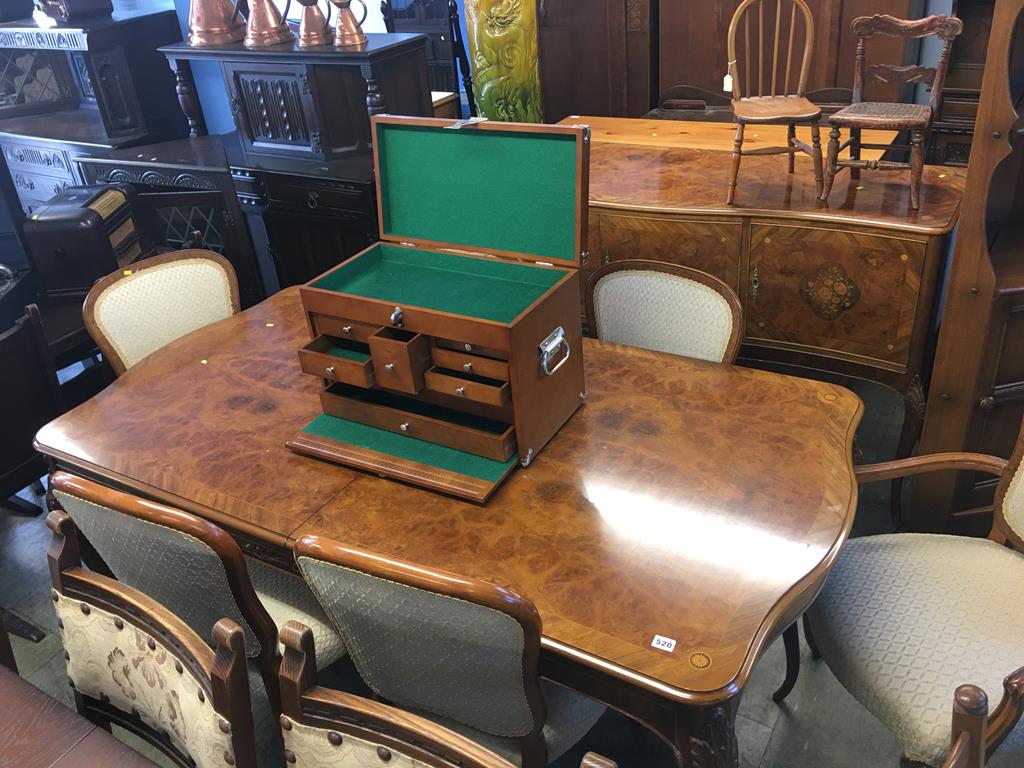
325,366 -> 335,377
342,325 -> 352,334
385,362 -> 395,371
463,343 -> 472,352
455,386 -> 466,396
462,362 -> 473,372
399,422 -> 410,432
390,306 -> 404,327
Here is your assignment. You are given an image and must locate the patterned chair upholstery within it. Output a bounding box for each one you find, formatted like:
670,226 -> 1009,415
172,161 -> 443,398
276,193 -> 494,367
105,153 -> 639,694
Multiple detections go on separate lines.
278,621 -> 617,768
50,472 -> 346,768
806,426 -> 1024,767
83,249 -> 240,376
584,260 -> 744,364
47,510 -> 259,768
294,536 -> 606,767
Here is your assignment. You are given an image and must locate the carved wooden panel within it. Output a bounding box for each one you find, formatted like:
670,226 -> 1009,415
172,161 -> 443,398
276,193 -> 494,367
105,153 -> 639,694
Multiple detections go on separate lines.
745,222 -> 927,371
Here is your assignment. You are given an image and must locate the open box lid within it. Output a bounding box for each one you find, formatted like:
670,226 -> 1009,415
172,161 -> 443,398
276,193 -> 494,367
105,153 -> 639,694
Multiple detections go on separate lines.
371,115 -> 590,270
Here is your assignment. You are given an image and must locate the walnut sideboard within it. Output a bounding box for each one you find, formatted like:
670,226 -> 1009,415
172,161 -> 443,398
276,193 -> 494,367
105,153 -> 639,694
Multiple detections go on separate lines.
566,116 -> 965,469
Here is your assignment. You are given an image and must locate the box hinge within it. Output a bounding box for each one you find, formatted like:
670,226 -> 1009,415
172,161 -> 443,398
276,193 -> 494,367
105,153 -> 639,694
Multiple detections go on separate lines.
444,117 -> 489,129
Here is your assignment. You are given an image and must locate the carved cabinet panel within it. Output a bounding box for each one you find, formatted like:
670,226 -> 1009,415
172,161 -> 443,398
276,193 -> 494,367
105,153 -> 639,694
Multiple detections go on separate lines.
745,222 -> 928,371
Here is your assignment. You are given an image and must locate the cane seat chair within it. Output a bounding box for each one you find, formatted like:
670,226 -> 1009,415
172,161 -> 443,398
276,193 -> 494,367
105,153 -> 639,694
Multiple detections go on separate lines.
294,535 -> 606,767
83,249 -> 240,376
49,472 -> 347,768
819,14 -> 963,211
798,424 -> 1024,767
278,621 -> 617,768
46,509 -> 259,768
725,0 -> 824,204
584,260 -> 744,364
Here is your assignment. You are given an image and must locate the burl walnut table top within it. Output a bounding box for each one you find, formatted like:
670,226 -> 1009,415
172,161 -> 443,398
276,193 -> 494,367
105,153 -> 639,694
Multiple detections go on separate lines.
35,288 -> 862,702
560,116 -> 965,235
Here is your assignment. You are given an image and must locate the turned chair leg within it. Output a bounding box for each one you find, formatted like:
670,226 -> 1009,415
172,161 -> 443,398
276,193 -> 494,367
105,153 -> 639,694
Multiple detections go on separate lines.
787,123 -> 796,174
850,127 -> 862,179
727,122 -> 745,205
820,126 -> 841,202
909,129 -> 924,211
773,622 -> 801,703
809,121 -> 823,198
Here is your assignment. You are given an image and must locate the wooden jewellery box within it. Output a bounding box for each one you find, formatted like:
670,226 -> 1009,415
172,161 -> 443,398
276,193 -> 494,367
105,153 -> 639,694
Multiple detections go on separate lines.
287,115 -> 590,502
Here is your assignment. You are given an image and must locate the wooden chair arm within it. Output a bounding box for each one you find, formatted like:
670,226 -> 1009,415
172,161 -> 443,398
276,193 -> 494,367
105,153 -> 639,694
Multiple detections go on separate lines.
943,685 -> 988,768
581,754 -> 617,768
984,666 -> 1024,758
854,453 -> 1008,484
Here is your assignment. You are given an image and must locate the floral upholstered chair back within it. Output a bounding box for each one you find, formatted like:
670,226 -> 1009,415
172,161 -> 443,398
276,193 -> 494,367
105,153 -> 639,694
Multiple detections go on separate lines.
585,260 -> 745,364
464,0 -> 543,122
47,510 -> 257,768
83,249 -> 239,376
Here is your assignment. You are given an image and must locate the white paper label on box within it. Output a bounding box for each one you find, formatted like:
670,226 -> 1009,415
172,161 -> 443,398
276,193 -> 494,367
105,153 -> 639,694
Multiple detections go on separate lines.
651,635 -> 677,653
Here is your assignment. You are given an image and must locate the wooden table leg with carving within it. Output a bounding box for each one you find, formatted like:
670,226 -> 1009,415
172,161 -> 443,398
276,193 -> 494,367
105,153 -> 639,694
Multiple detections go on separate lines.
170,58 -> 208,138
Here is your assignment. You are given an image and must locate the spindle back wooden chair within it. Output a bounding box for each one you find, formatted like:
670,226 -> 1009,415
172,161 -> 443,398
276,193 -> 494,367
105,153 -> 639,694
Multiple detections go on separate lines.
819,14 -> 963,210
725,0 -> 823,204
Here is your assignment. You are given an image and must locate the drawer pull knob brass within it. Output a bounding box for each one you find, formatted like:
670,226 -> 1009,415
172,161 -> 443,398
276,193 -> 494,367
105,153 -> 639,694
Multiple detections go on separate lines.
455,387 -> 466,396
325,366 -> 335,377
342,326 -> 352,334
399,422 -> 410,432
385,363 -> 395,371
462,362 -> 473,372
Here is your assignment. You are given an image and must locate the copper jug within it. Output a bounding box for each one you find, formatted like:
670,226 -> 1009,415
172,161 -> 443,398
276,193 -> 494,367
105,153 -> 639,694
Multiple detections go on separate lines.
297,0 -> 333,47
244,0 -> 294,47
331,0 -> 368,48
188,0 -> 247,47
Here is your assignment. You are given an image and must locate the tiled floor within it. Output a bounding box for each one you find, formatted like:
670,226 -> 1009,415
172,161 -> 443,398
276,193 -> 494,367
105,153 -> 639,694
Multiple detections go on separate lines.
0,379 -> 1004,767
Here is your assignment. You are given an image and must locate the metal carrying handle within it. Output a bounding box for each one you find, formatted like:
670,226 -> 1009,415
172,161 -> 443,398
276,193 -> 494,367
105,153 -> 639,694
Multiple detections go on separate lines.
539,326 -> 570,376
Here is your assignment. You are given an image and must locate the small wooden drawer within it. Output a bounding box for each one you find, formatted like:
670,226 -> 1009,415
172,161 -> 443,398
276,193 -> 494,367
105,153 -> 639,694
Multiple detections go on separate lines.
431,347 -> 510,382
311,314 -> 381,343
433,337 -> 509,361
424,366 -> 511,407
321,383 -> 517,461
298,336 -> 375,388
940,99 -> 979,123
368,328 -> 433,394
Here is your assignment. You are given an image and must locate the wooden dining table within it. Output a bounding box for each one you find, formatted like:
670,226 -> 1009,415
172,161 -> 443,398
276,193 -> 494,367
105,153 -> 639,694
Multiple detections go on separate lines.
34,287 -> 862,768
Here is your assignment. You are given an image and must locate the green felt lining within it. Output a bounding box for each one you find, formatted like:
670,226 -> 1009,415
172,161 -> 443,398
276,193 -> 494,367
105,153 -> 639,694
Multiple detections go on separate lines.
303,414 -> 517,483
376,122 -> 579,263
325,383 -> 511,435
312,244 -> 562,324
326,340 -> 371,361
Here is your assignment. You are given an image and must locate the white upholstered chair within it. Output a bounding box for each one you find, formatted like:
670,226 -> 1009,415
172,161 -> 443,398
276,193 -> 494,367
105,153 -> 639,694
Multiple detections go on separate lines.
803,424 -> 1024,768
83,249 -> 240,376
47,509 -> 260,768
278,621 -> 617,768
49,472 -> 347,768
294,535 -> 606,768
584,260 -> 744,364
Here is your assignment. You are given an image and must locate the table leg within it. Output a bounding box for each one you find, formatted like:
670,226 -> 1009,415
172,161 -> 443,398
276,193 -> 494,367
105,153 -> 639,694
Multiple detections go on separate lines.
171,59 -> 208,138
361,64 -> 388,118
673,697 -> 741,768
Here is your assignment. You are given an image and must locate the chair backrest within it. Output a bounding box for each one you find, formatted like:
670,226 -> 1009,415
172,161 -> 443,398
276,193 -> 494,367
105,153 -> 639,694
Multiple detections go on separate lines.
993,422 -> 1024,549
849,14 -> 963,110
278,622 -> 619,768
727,0 -> 816,99
48,473 -> 280,696
47,510 -> 257,768
294,535 -> 547,759
584,260 -> 744,364
83,249 -> 239,376
0,304 -> 62,497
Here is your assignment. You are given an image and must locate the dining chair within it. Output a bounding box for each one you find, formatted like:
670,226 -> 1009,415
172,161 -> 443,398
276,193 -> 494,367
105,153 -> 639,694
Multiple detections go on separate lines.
584,260 -> 744,363
49,472 -> 347,767
46,508 -> 259,768
819,14 -> 963,210
294,535 -> 606,767
780,422 -> 1024,767
278,620 -> 617,768
82,248 -> 240,376
725,0 -> 823,204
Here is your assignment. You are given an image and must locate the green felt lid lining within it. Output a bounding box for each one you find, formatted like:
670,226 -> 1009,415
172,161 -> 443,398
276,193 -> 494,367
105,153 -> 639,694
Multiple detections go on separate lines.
375,121 -> 581,266
303,413 -> 517,483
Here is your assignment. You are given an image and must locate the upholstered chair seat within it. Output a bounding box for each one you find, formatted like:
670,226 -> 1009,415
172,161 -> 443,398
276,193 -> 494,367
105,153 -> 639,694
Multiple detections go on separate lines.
585,260 -> 744,364
809,533 -> 1024,766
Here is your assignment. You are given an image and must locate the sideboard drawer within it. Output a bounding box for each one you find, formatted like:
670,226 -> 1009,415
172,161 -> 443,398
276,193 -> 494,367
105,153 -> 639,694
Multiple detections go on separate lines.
745,222 -> 928,371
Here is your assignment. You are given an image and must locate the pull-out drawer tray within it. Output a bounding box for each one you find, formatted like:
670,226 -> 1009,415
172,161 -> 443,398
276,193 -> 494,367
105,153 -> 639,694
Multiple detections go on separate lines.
321,382 -> 517,462
424,366 -> 511,407
298,336 -> 375,388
